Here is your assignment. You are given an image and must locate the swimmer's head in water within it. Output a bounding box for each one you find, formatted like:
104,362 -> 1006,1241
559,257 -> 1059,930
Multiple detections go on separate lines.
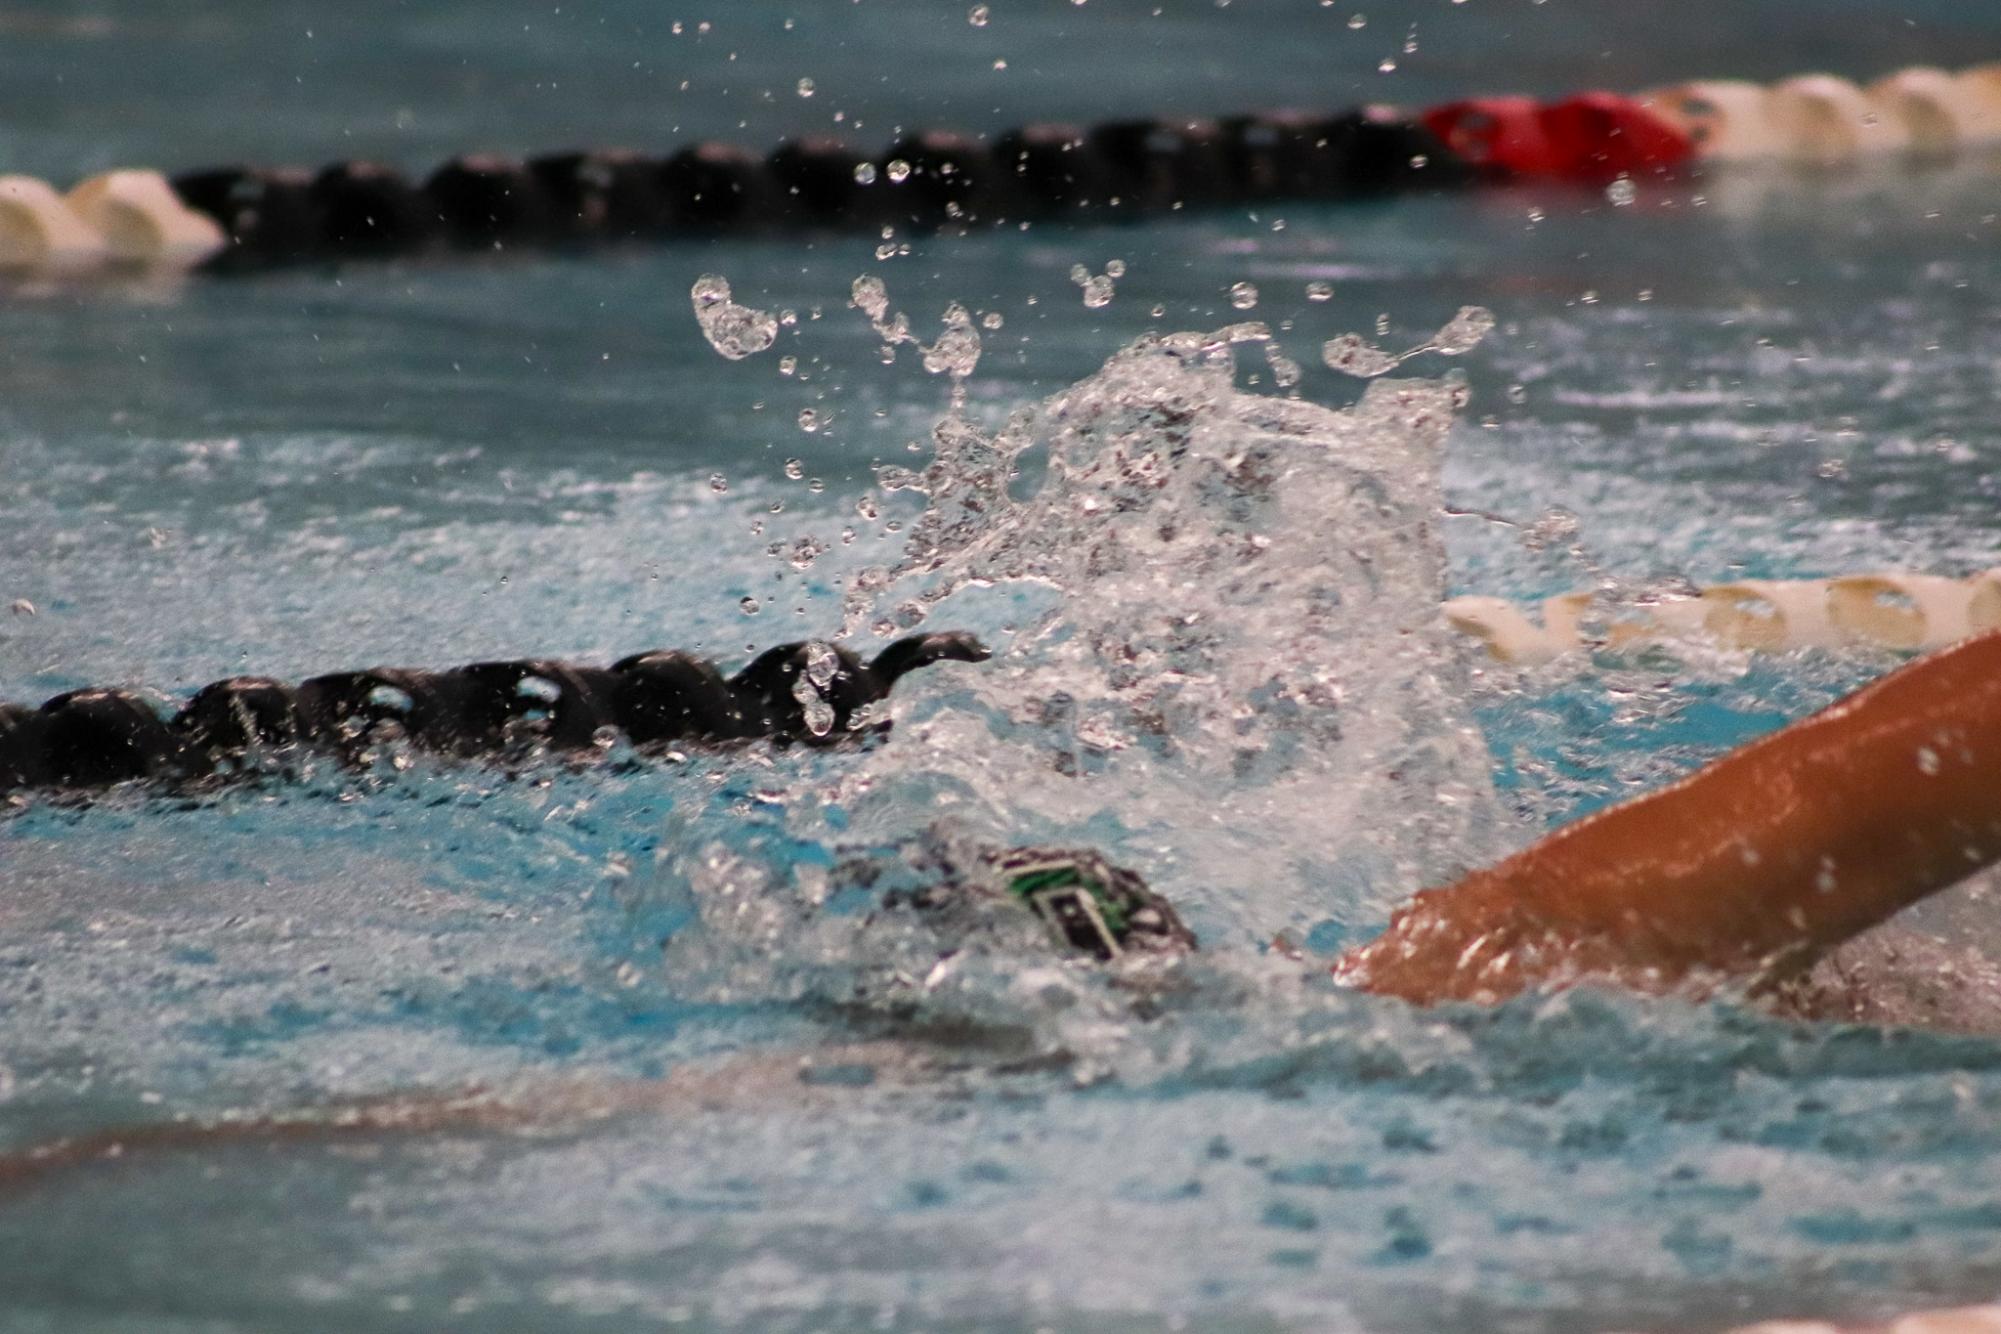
988,848 -> 1196,961
875,844 -> 1197,963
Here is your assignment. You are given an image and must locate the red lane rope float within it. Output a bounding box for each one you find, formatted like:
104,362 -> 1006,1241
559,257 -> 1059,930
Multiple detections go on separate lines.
1539,92 -> 1698,178
1422,96 -> 1570,176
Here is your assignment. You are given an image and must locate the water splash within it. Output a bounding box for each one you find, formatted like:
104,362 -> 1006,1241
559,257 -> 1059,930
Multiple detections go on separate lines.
815,326 -> 1502,944
1324,305 -> 1496,378
690,274 -> 779,360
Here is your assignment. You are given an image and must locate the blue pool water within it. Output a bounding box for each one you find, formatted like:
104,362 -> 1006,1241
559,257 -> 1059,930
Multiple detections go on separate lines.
6,2 -> 2001,1330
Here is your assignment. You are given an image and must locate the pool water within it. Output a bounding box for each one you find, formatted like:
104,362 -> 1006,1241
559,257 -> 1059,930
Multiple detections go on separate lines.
6,2 -> 2001,1330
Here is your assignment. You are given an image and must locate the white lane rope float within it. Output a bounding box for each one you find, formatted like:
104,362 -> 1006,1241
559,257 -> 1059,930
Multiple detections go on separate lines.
1445,570 -> 2001,665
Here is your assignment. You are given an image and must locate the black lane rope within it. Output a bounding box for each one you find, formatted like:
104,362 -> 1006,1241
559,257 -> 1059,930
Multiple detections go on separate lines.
0,631 -> 989,794
33,70 -> 2001,275
170,105 -> 1470,270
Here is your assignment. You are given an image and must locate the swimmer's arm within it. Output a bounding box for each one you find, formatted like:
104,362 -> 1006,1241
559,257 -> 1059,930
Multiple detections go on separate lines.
1341,629 -> 2001,1004
0,1043 -> 926,1195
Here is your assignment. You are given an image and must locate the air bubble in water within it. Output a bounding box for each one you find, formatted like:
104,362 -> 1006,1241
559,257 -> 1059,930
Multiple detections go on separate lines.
1305,281 -> 1334,302
968,3 -> 990,24
709,472 -> 730,492
796,77 -> 816,97
799,408 -> 822,432
981,311 -> 1004,330
1605,176 -> 1637,206
779,355 -> 798,376
1229,281 -> 1258,310
740,596 -> 761,615
886,159 -> 913,183
854,162 -> 878,185
1105,259 -> 1126,278
690,274 -> 779,360
785,458 -> 805,480
1430,305 -> 1495,355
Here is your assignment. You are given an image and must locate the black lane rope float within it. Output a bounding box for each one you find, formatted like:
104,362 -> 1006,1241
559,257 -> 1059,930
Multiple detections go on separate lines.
169,106 -> 1467,271
0,631 -> 989,795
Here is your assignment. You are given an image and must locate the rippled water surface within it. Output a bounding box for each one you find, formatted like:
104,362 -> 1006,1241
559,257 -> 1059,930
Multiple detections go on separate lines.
6,3 -> 2001,1331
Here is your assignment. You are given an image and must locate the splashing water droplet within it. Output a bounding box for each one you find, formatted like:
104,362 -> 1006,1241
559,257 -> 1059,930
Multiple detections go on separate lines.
1321,333 -> 1401,378
794,673 -> 838,738
790,535 -> 829,571
852,276 -> 889,322
690,274 -> 779,360
804,640 -> 841,689
1264,342 -> 1302,389
1429,305 -> 1495,356
1073,264 -> 1118,309
922,302 -> 983,381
